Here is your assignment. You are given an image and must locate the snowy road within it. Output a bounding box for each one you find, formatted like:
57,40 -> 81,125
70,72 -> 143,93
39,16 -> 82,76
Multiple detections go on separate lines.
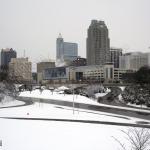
1,116 -> 150,128
0,101 -> 150,128
17,95 -> 150,121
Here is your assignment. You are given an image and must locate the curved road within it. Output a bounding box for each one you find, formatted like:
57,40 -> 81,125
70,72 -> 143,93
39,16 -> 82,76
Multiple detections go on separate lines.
15,96 -> 150,121
1,95 -> 150,128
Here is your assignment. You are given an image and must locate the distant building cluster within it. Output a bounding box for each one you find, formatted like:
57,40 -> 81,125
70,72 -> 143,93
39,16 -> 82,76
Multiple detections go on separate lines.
0,48 -> 32,83
1,19 -> 149,84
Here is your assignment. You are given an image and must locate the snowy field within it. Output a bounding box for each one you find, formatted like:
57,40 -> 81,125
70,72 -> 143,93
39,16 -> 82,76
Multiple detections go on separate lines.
1,101 -> 149,124
0,86 -> 150,150
0,94 -> 150,150
0,117 -> 129,150
0,96 -> 25,107
0,100 -> 24,108
19,89 -> 150,113
19,89 -> 99,105
0,101 -> 149,150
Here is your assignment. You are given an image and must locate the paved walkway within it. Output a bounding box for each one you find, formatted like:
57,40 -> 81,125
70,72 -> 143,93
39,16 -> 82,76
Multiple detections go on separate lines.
0,116 -> 150,128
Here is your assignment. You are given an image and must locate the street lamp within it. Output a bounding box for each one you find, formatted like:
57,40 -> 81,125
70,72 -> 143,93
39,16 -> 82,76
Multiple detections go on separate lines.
72,87 -> 75,114
69,66 -> 75,114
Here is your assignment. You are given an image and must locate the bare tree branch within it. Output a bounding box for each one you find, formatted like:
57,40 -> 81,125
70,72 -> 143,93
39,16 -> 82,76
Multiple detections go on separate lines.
113,128 -> 150,150
112,136 -> 127,150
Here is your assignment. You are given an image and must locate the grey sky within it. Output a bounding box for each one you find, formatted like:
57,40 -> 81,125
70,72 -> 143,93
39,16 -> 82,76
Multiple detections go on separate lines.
0,0 -> 150,66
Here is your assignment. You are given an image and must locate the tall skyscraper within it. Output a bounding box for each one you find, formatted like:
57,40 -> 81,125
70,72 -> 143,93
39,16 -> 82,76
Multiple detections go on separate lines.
86,20 -> 110,65
56,34 -> 78,63
1,48 -> 17,68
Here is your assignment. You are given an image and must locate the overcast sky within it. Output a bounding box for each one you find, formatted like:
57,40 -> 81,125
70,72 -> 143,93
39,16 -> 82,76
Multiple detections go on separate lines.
0,0 -> 150,66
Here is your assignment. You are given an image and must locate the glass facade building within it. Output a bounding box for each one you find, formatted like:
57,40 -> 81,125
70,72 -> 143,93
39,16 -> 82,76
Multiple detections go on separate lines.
56,34 -> 78,62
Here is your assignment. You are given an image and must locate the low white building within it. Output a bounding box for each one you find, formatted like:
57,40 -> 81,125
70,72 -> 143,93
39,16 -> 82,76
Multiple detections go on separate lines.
119,52 -> 150,70
9,58 -> 32,83
42,64 -> 131,83
69,64 -> 114,82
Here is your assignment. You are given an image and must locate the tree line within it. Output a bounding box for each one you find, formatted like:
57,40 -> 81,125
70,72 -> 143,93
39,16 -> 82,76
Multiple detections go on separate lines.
122,66 -> 150,84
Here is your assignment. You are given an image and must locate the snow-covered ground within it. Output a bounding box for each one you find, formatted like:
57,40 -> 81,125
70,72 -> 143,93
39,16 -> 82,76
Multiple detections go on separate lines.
19,89 -> 150,113
1,85 -> 150,150
119,86 -> 125,91
0,101 -> 150,150
19,89 -> 99,105
94,88 -> 110,98
1,86 -> 150,150
0,96 -> 25,107
0,99 -> 24,107
94,92 -> 107,98
0,101 -> 148,124
0,117 -> 130,150
127,103 -> 150,109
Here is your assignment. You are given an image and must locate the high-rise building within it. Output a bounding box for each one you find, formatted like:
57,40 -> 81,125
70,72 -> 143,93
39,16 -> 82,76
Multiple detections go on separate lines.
86,20 -> 110,65
110,48 -> 122,68
119,52 -> 150,70
1,48 -> 17,68
9,58 -> 32,82
56,34 -> 78,63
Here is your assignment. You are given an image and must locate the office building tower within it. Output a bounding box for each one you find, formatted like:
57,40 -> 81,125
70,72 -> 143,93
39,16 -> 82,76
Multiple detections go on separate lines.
1,48 -> 17,68
110,48 -> 122,68
86,20 -> 110,65
56,34 -> 78,62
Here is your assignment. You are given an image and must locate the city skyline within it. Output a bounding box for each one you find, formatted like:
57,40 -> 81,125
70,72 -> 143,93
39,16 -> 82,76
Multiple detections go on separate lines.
0,0 -> 150,65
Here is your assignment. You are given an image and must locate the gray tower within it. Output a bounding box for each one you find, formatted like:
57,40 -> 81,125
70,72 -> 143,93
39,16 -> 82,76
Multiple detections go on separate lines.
86,20 -> 110,65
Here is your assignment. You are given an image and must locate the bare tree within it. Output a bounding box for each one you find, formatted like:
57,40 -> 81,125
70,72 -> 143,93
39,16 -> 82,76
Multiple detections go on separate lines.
112,128 -> 150,150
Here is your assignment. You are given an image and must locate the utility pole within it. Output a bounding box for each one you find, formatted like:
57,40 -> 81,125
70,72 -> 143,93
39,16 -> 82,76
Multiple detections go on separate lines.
72,87 -> 75,114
